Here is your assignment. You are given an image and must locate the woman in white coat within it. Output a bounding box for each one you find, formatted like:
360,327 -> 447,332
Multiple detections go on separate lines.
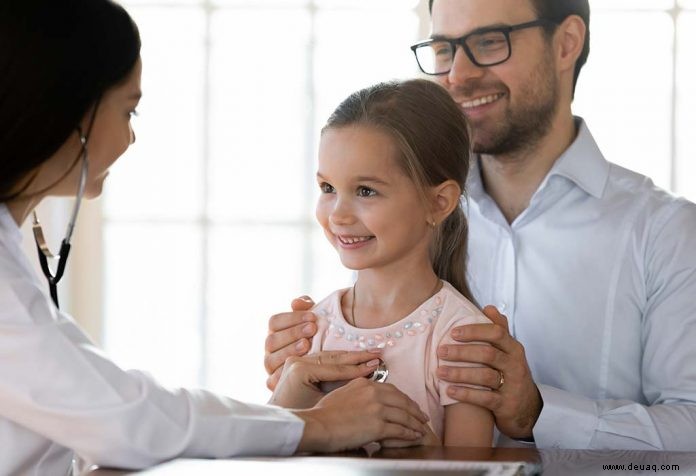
0,1 -> 430,474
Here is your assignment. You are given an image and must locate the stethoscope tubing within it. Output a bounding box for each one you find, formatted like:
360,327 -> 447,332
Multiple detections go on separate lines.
32,130 -> 90,309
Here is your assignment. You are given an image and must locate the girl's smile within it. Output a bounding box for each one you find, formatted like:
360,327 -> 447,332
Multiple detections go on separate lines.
336,235 -> 375,249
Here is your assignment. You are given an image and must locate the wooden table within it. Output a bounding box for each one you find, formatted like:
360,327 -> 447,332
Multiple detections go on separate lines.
90,446 -> 696,475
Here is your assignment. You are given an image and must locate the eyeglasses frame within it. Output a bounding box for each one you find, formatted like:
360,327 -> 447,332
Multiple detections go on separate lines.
410,18 -> 557,75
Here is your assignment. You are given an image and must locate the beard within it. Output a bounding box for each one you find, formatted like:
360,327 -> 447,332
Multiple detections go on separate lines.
465,50 -> 559,156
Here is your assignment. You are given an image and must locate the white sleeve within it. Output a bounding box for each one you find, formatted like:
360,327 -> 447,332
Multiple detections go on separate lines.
534,202 -> 696,450
534,386 -> 696,450
0,276 -> 304,469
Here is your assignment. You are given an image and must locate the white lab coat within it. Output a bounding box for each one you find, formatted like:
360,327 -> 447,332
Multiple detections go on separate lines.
0,204 -> 303,475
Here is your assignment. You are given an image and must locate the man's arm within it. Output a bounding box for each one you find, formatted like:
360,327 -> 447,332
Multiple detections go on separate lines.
534,200 -> 696,450
439,202 -> 696,450
438,306 -> 696,449
532,387 -> 696,450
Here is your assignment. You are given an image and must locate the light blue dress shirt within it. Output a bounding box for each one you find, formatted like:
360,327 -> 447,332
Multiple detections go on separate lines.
465,119 -> 696,450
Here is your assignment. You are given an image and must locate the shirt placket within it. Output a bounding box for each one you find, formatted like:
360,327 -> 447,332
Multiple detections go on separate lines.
495,225 -> 517,337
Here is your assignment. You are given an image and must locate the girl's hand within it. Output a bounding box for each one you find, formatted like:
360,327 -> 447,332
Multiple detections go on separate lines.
293,378 -> 430,453
269,350 -> 383,409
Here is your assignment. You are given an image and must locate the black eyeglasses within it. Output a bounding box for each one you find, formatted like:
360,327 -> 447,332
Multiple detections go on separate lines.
410,19 -> 555,76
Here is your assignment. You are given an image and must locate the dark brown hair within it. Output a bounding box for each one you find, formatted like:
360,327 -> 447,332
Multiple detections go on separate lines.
323,79 -> 474,302
428,0 -> 590,96
0,0 -> 141,201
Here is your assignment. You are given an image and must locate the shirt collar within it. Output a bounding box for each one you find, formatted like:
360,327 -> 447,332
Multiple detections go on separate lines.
0,203 -> 23,246
546,118 -> 610,199
467,117 -> 610,202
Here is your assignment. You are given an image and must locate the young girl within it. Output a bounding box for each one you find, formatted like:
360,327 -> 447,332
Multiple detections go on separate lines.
310,79 -> 494,447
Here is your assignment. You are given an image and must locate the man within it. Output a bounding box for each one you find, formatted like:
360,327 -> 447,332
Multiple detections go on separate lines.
264,0 -> 696,450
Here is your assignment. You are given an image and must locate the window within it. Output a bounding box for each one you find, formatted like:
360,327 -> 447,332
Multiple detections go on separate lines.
101,0 -> 419,404
574,0 -> 695,203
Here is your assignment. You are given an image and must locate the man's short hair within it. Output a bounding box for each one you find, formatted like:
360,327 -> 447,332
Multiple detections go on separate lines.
428,0 -> 590,96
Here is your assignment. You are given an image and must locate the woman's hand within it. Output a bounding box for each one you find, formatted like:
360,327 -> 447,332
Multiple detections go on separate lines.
293,378 -> 431,453
420,424 -> 441,446
264,296 -> 317,391
270,350 -> 430,453
269,351 -> 382,409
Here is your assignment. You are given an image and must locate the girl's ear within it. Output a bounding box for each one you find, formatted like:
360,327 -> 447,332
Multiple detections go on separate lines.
429,180 -> 462,226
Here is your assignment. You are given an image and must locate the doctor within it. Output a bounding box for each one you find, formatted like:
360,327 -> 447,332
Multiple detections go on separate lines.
0,1 -> 430,474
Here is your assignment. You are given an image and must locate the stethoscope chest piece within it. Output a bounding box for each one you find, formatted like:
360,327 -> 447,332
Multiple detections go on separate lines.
369,359 -> 388,383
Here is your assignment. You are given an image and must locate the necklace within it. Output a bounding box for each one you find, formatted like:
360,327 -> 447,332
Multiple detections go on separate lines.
349,279 -> 442,328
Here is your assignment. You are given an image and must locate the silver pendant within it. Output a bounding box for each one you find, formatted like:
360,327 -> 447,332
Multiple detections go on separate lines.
369,359 -> 388,383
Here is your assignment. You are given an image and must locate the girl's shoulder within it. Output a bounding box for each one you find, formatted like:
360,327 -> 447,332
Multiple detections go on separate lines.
308,288 -> 350,354
435,281 -> 492,329
311,288 -> 351,326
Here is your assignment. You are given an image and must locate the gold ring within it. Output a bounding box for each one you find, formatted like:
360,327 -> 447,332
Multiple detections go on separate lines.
498,371 -> 505,389
316,355 -> 322,365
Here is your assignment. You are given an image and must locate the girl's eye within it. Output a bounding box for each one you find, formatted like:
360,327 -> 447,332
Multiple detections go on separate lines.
357,186 -> 377,197
320,182 -> 335,193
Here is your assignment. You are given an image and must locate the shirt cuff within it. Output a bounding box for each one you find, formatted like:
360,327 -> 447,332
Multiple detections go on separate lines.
281,411 -> 306,455
255,405 -> 306,456
533,384 -> 598,449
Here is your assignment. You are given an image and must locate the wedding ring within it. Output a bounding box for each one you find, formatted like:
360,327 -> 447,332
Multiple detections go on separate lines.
316,355 -> 322,365
498,371 -> 505,389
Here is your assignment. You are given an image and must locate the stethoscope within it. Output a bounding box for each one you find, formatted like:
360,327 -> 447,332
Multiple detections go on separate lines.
370,359 -> 389,383
31,127 -> 91,309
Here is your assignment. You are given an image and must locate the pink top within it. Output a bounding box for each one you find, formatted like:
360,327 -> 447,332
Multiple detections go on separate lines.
309,281 -> 491,439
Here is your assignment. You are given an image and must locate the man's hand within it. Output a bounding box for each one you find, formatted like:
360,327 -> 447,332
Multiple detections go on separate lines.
265,296 -> 317,391
436,305 -> 543,439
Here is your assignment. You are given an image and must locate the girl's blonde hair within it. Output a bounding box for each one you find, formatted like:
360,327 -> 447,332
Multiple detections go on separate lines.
322,79 -> 474,302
